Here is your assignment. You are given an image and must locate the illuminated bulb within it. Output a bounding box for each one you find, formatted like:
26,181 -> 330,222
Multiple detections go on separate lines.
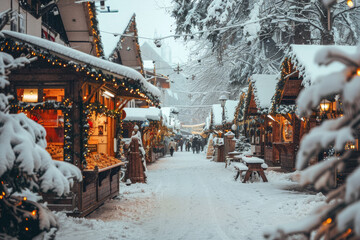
25,227 -> 29,231
347,0 -> 354,7
23,197 -> 27,201
357,68 -> 360,76
31,210 -> 36,216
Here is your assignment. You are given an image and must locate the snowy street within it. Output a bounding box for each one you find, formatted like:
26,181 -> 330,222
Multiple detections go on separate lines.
55,152 -> 325,240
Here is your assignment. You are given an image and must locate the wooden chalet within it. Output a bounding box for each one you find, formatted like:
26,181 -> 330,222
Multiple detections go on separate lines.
242,74 -> 278,165
1,30 -> 160,216
122,107 -> 165,163
270,44 -> 356,171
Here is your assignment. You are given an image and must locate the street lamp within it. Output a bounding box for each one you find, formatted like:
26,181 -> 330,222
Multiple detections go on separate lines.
219,95 -> 228,137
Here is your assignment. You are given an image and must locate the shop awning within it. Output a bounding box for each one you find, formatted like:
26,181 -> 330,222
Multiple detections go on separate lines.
0,30 -> 161,104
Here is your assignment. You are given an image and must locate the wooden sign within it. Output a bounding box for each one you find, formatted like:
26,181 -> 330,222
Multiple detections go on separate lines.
88,144 -> 97,153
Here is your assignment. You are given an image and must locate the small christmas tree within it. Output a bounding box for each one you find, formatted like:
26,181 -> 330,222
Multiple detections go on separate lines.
264,46 -> 360,239
235,134 -> 251,154
0,50 -> 82,238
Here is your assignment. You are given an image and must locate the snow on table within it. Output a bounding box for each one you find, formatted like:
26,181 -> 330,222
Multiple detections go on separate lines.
242,156 -> 265,164
228,151 -> 241,155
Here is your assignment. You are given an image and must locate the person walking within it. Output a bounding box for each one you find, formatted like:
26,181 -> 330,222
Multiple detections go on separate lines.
168,139 -> 177,157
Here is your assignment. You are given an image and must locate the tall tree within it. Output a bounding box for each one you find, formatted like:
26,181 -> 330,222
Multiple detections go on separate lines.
172,0 -> 360,88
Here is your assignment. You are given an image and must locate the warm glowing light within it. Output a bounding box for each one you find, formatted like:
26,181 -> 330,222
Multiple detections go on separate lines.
267,115 -> 276,122
0,196 -> 3,199
347,0 -> 354,7
31,210 -> 37,216
23,197 -> 27,201
2,192 -> 5,196
25,227 -> 29,231
83,96 -> 87,100
320,100 -> 331,112
357,68 -> 360,76
103,91 -> 114,98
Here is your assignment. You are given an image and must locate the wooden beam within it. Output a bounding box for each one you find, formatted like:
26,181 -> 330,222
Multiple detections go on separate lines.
85,83 -> 106,104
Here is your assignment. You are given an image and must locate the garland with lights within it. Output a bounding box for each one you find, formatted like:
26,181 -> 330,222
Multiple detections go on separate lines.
87,2 -> 104,58
270,57 -> 294,113
234,93 -> 246,123
81,101 -> 124,167
11,99 -> 74,163
0,37 -> 160,106
243,82 -> 253,120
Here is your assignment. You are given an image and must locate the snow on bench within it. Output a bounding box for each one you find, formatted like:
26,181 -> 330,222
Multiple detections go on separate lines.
232,162 -> 248,171
261,163 -> 268,170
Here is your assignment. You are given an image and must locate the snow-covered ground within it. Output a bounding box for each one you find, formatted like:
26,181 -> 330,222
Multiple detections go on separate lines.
53,151 -> 325,240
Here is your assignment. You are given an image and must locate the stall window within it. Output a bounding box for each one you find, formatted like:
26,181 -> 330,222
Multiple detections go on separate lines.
43,89 -> 64,102
17,88 -> 65,160
17,88 -> 38,102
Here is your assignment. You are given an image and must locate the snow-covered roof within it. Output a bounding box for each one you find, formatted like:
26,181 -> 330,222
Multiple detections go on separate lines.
250,74 -> 278,110
212,100 -> 238,126
123,107 -> 161,121
98,12 -> 135,58
289,44 -> 357,87
1,30 -> 161,100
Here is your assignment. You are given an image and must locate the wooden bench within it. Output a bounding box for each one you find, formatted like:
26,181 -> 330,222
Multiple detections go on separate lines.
241,156 -> 268,183
233,162 -> 248,181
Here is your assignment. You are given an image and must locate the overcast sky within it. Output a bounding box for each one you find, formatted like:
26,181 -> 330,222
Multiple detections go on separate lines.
97,0 -> 189,64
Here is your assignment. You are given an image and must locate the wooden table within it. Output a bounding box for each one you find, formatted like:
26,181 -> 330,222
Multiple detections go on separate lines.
241,156 -> 268,183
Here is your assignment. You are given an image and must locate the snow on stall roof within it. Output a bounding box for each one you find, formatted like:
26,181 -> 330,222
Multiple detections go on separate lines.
212,100 -> 238,126
1,30 -> 161,98
123,107 -> 161,121
98,12 -> 135,58
250,74 -> 278,110
289,44 -> 357,87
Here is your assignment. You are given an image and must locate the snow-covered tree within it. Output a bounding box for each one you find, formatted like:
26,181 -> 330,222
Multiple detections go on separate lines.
0,51 -> 82,238
264,46 -> 360,239
172,0 -> 360,87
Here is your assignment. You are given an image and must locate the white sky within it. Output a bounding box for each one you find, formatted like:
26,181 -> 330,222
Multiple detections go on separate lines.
97,0 -> 189,64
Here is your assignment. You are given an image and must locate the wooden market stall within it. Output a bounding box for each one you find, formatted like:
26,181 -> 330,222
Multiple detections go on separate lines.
208,100 -> 238,162
1,30 -> 160,216
122,107 -> 165,163
242,74 -> 278,166
270,44 -> 356,171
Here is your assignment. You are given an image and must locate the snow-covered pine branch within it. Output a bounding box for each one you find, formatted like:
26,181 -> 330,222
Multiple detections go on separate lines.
265,43 -> 360,240
0,51 -> 81,238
